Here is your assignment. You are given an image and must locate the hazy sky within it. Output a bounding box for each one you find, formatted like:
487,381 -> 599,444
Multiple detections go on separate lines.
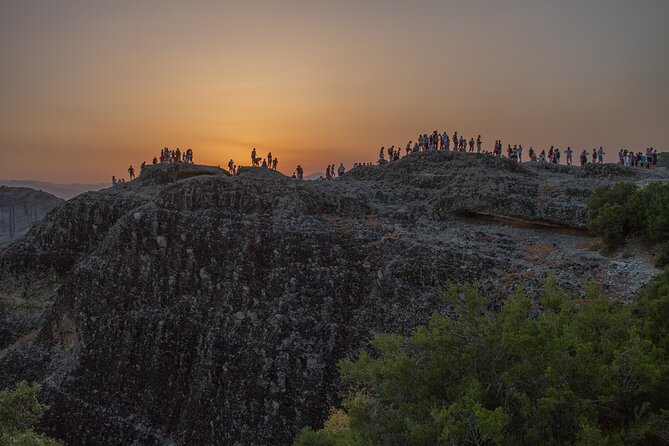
1,0 -> 668,182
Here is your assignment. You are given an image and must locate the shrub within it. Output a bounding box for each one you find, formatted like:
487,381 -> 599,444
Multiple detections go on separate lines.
0,381 -> 61,446
587,181 -> 669,265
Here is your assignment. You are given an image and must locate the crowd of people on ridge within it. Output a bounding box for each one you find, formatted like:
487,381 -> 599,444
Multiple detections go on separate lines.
111,137 -> 662,189
376,130 -> 660,170
112,147 -> 196,188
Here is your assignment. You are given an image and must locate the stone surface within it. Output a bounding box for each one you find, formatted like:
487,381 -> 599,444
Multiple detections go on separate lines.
0,154 -> 667,445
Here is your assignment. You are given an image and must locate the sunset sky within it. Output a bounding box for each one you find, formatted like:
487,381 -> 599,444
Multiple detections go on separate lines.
1,0 -> 668,182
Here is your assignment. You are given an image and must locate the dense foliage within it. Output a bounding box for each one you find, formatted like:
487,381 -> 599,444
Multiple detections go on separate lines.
587,182 -> 669,265
0,381 -> 61,446
295,273 -> 669,445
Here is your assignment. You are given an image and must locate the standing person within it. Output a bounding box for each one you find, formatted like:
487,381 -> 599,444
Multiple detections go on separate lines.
518,145 -> 523,162
406,141 -> 412,156
128,165 -> 135,180
251,148 -> 257,166
175,148 -> 181,162
228,159 -> 234,173
296,165 -> 304,179
338,163 -> 345,177
476,135 -> 482,153
112,176 -> 117,188
267,152 -> 273,168
379,147 -> 385,161
529,147 -> 535,161
566,147 -> 573,166
325,165 -> 331,180
272,158 -> 278,170
597,147 -> 605,164
468,137 -> 474,152
592,149 -> 597,164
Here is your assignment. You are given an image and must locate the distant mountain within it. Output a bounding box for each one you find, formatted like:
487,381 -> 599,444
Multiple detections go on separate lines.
0,179 -> 108,200
0,186 -> 64,247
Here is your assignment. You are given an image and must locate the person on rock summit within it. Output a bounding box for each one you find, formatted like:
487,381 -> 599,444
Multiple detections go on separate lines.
128,165 -> 135,180
338,163 -> 345,177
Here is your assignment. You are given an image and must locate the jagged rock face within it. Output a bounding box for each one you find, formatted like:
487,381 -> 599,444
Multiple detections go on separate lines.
0,154 -> 667,445
0,187 -> 64,248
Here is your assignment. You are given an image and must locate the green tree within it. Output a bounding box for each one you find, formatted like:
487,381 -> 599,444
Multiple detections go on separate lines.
0,381 -> 61,446
295,273 -> 669,445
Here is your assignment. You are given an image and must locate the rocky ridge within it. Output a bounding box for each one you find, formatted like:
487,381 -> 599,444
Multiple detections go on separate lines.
0,152 -> 667,445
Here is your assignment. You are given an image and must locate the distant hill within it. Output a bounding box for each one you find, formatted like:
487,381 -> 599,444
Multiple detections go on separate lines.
0,179 -> 107,200
0,186 -> 64,247
657,152 -> 669,168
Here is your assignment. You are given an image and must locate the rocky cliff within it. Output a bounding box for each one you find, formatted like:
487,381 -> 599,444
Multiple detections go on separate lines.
0,186 -> 64,248
0,153 -> 667,445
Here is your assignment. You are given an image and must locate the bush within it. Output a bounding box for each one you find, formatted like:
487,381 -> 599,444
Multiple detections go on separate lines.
587,182 -> 669,265
0,381 -> 61,446
294,275 -> 669,445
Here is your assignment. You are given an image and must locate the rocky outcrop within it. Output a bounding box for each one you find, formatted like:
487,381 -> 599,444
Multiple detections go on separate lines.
0,154 -> 667,445
0,187 -> 64,248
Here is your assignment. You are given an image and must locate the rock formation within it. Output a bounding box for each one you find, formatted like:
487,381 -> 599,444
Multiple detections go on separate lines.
0,186 -> 64,248
0,153 -> 667,445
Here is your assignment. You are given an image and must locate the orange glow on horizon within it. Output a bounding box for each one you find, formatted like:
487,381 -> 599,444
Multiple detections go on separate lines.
0,1 -> 667,183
